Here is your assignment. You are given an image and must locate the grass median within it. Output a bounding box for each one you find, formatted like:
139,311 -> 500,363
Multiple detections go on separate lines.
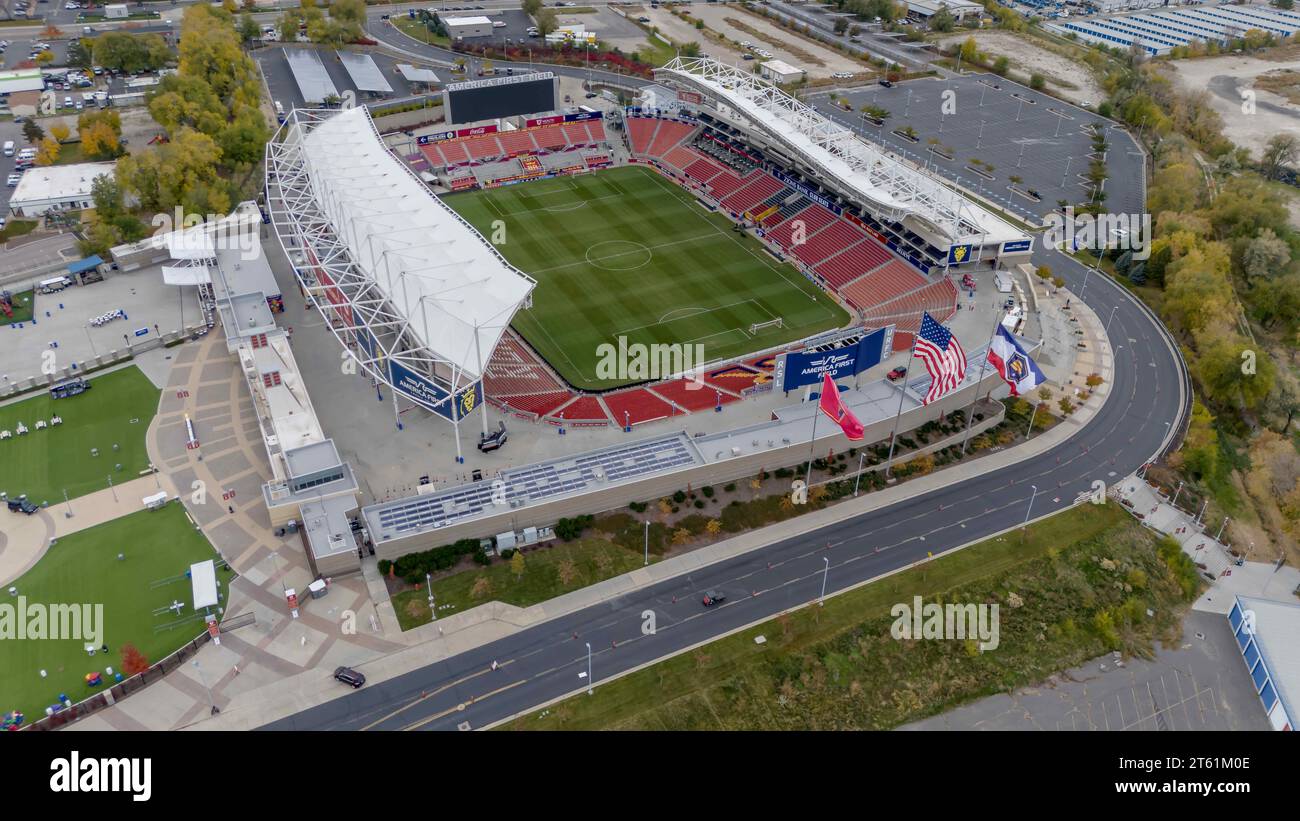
502,503 -> 1201,730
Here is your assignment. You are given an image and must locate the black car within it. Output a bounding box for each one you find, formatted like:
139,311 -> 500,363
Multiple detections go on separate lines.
334,666 -> 365,688
478,422 -> 508,453
878,79 -> 893,88
6,498 -> 38,515
702,590 -> 725,607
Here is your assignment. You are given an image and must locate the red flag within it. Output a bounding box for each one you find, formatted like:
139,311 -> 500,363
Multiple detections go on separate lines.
818,372 -> 864,441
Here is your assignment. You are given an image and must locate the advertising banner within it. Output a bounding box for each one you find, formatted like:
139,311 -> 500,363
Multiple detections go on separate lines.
778,327 -> 893,392
388,361 -> 483,421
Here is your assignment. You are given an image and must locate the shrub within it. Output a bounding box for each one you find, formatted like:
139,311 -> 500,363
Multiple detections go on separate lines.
672,489 -> 687,504
701,485 -> 714,498
628,500 -> 648,513
498,548 -> 516,561
473,550 -> 491,566
724,483 -> 737,492
694,499 -> 705,509
555,514 -> 594,541
377,559 -> 392,576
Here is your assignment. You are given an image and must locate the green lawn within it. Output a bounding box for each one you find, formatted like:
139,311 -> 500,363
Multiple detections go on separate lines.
446,166 -> 849,390
503,504 -> 1199,730
0,219 -> 38,243
0,366 -> 161,504
391,537 -> 653,631
2,289 -> 35,324
0,503 -> 228,723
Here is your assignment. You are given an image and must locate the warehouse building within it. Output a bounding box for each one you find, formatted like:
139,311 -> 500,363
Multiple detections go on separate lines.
7,161 -> 117,218
1048,3 -> 1300,55
1228,595 -> 1298,731
759,59 -> 805,85
906,0 -> 984,23
445,15 -> 494,39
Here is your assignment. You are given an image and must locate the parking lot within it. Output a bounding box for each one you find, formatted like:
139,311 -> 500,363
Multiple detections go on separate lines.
257,46 -> 436,110
810,73 -> 1146,224
902,611 -> 1273,731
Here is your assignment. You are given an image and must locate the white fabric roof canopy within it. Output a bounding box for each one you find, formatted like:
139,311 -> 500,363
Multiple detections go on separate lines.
299,107 -> 535,382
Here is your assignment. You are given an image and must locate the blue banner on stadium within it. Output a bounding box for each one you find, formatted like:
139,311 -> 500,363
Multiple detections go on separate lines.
777,327 -> 893,392
767,167 -> 841,215
947,244 -> 975,265
1001,238 -> 1032,254
388,361 -> 483,421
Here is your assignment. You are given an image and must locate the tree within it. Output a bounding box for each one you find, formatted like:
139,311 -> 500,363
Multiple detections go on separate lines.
834,18 -> 848,34
521,0 -> 543,16
992,55 -> 1009,75
121,644 -> 150,676
35,50 -> 55,66
470,576 -> 492,599
276,9 -> 302,43
1260,133 -> 1298,181
930,6 -> 954,32
35,137 -> 60,166
237,13 -> 260,46
93,32 -> 172,74
331,0 -> 366,26
67,40 -> 94,70
1029,72 -> 1045,90
510,550 -> 526,580
958,36 -> 978,64
91,174 -> 125,217
535,7 -> 559,38
1241,228 -> 1291,279
21,119 -> 44,145
50,123 -> 71,143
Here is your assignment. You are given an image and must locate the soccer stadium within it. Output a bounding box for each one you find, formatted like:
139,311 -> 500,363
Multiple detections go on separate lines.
265,58 -> 1037,561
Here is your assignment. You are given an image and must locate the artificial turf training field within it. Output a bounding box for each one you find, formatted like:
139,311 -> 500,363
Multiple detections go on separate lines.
0,365 -> 160,504
0,503 -> 227,723
446,165 -> 850,391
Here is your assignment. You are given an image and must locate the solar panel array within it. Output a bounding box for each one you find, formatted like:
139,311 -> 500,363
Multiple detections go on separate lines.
338,51 -> 394,94
284,48 -> 339,104
370,434 -> 700,538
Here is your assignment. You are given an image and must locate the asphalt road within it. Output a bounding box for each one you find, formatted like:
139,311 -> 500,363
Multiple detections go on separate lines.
266,238 -> 1188,731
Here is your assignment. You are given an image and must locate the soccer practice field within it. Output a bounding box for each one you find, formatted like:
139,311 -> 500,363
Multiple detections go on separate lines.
446,166 -> 850,390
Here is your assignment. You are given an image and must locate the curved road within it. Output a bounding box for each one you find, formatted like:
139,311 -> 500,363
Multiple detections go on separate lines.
266,235 -> 1188,730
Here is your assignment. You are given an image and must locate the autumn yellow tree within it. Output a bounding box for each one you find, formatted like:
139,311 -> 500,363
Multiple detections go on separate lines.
50,123 -> 71,143
35,137 -> 61,167
80,121 -> 121,159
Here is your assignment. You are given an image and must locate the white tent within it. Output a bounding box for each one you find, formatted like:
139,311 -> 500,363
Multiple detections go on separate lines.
296,107 -> 535,382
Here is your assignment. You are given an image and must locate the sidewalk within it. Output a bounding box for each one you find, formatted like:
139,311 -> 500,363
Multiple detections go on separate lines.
0,474 -> 177,588
1112,476 -> 1300,616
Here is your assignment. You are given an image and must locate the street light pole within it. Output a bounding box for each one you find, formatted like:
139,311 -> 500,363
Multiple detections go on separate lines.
1023,485 -> 1038,528
1105,305 -> 1118,336
819,556 -> 829,606
585,642 -> 593,695
643,520 -> 649,566
852,450 -> 865,497
1216,517 -> 1230,542
426,572 -> 436,620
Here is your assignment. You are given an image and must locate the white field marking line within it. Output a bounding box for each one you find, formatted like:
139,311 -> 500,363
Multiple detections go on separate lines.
519,314 -> 592,383
495,189 -> 632,217
617,298 -> 774,337
526,231 -> 718,275
638,167 -> 838,326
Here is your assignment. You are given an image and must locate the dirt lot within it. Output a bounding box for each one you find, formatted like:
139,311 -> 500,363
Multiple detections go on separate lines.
638,3 -> 864,79
1166,53 -> 1300,160
937,31 -> 1105,107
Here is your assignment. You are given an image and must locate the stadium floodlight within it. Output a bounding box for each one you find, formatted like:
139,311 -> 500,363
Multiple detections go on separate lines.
264,106 -> 536,463
655,57 -> 1014,250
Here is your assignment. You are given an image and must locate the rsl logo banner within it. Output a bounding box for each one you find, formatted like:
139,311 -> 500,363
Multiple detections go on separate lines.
947,244 -> 974,265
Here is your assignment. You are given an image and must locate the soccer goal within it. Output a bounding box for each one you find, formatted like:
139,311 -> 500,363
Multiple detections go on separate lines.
749,317 -> 784,335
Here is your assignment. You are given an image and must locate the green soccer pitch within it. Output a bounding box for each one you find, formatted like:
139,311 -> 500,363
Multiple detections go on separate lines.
0,366 -> 161,505
446,165 -> 851,391
0,503 -> 227,723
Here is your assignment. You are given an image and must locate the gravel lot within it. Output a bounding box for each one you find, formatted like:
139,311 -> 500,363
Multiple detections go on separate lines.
1165,53 -> 1300,160
936,30 -> 1106,107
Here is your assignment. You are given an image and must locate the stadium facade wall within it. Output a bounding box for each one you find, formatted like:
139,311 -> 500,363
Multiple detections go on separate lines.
371,370 -> 1007,559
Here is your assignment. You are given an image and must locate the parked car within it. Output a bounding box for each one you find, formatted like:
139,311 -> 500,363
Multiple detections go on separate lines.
6,174 -> 21,187
333,666 -> 365,688
887,367 -> 907,381
7,497 -> 38,515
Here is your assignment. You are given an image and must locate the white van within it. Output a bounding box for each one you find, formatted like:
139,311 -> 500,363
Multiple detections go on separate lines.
38,276 -> 72,294
2,141 -> 13,156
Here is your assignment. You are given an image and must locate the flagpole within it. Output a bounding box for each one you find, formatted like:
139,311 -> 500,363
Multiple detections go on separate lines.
804,392 -> 820,489
961,309 -> 1005,454
884,331 -> 920,478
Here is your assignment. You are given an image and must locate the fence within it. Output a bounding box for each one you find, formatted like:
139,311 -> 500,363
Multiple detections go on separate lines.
0,323 -> 211,403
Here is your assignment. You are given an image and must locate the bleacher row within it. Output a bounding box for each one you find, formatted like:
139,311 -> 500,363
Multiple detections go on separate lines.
421,119 -> 609,171
626,116 -> 957,335
481,331 -> 753,426
452,150 -> 611,190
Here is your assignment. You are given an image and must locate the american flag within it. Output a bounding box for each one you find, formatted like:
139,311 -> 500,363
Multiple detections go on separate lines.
914,312 -> 967,404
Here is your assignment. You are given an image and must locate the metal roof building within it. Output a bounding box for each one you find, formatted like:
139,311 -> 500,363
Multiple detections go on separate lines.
284,47 -> 340,104
338,50 -> 394,94
1229,595 -> 1299,731
1048,4 -> 1300,55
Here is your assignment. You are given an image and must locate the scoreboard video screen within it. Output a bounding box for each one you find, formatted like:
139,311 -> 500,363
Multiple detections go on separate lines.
444,72 -> 559,125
